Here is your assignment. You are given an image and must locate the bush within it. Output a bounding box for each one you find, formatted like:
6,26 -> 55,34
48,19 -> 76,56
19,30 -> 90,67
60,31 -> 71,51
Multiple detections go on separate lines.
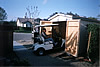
87,24 -> 99,63
14,30 -> 31,33
19,27 -> 31,31
14,27 -> 32,33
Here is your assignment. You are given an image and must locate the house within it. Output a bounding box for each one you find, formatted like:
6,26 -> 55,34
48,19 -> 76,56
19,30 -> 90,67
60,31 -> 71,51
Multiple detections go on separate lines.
17,18 -> 41,27
48,13 -> 73,22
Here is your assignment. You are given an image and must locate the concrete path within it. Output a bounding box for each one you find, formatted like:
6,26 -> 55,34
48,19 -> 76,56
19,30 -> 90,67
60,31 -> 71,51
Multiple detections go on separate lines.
13,41 -> 27,51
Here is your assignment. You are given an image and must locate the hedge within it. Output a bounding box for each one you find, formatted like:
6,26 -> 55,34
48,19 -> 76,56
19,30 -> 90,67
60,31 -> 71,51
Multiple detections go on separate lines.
87,24 -> 99,63
14,27 -> 32,33
19,27 -> 31,31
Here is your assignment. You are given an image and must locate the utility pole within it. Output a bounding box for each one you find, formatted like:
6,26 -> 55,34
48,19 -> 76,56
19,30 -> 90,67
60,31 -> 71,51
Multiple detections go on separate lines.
26,6 -> 40,44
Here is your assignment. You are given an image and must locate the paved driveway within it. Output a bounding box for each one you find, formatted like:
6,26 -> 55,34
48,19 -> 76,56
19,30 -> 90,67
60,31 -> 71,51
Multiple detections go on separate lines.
13,33 -> 73,66
13,33 -> 92,66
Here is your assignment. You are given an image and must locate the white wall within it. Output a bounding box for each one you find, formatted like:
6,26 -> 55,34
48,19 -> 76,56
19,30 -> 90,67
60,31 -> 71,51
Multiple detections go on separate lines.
17,20 -> 24,27
24,24 -> 26,27
17,20 -> 32,27
17,20 -> 21,26
50,15 -> 72,22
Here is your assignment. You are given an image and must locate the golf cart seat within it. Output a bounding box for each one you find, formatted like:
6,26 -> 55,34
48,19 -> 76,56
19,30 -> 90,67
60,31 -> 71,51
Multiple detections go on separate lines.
40,36 -> 53,45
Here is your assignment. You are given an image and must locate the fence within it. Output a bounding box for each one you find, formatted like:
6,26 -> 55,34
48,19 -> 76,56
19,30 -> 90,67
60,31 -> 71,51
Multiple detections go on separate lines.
0,24 -> 13,65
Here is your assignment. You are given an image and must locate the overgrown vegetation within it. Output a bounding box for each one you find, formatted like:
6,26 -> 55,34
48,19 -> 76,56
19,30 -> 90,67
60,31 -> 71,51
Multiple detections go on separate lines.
87,24 -> 99,63
0,21 -> 16,26
0,7 -> 7,20
14,27 -> 32,33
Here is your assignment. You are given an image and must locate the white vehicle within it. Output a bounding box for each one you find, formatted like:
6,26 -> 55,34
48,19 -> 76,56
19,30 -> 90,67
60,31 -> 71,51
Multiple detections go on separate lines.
32,24 -> 65,56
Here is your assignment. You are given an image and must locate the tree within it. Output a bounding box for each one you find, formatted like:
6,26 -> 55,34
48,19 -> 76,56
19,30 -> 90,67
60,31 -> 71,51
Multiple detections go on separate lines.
88,17 -> 97,20
26,6 -> 40,26
26,6 -> 40,18
97,5 -> 100,20
0,7 -> 7,20
74,13 -> 80,17
97,15 -> 100,20
26,6 -> 40,40
97,15 -> 100,17
48,12 -> 58,18
67,12 -> 74,16
67,12 -> 80,17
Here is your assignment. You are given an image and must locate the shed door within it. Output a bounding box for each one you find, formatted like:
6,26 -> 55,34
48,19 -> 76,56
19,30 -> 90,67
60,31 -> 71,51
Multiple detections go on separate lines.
65,20 -> 80,57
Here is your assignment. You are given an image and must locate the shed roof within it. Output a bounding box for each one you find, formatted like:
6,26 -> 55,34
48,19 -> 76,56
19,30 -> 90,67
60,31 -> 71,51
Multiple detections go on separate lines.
48,13 -> 73,21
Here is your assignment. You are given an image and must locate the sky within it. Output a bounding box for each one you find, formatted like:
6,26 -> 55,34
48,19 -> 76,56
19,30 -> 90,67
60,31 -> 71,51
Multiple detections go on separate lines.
0,0 -> 99,21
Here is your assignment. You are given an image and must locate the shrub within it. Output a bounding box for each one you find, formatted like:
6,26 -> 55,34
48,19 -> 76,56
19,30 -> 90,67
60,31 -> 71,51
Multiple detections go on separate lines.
87,24 -> 99,63
14,27 -> 32,33
19,27 -> 31,31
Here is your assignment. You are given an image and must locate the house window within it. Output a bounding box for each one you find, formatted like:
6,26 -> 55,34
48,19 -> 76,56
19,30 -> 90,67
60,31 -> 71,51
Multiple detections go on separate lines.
26,22 -> 32,27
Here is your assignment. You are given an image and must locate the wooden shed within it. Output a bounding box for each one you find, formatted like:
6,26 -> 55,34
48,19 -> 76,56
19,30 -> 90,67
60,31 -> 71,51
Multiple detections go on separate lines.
40,20 -> 88,57
65,19 -> 88,57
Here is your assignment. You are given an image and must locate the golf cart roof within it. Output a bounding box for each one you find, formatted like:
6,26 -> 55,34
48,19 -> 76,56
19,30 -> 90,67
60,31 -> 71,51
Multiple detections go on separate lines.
35,24 -> 59,28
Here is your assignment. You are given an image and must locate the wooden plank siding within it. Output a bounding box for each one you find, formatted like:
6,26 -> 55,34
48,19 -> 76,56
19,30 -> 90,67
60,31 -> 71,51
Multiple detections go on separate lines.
65,20 -> 80,57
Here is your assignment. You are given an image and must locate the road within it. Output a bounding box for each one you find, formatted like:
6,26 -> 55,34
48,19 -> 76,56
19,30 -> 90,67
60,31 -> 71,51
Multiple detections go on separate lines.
13,33 -> 32,41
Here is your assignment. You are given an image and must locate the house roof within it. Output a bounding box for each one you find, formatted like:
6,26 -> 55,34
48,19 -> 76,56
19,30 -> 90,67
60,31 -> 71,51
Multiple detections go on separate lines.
17,18 -> 40,24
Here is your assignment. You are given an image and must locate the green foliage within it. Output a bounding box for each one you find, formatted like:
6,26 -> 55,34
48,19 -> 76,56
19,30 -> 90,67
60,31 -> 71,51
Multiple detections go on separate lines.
97,14 -> 100,17
9,20 -> 17,26
14,27 -> 31,33
14,30 -> 31,33
48,12 -> 58,19
67,12 -> 80,17
88,17 -> 98,21
87,24 -> 99,63
0,21 -> 17,26
0,7 -> 7,20
19,27 -> 31,31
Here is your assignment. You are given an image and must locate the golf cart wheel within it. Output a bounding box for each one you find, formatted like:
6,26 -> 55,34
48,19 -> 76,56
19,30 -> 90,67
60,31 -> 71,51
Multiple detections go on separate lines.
37,48 -> 45,56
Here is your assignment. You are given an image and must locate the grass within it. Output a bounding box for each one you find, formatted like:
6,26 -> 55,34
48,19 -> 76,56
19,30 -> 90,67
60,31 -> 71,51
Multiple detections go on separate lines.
14,30 -> 31,33
14,27 -> 32,33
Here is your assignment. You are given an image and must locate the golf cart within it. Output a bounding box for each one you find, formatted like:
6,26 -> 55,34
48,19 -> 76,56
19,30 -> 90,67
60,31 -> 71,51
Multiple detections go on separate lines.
32,24 -> 65,56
